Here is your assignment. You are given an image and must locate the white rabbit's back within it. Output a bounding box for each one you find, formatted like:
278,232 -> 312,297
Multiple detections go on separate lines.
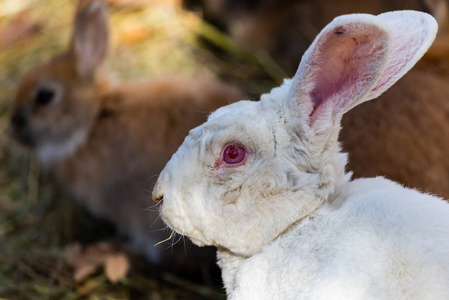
222,177 -> 449,300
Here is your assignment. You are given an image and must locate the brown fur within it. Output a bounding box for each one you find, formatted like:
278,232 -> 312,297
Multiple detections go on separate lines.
342,62 -> 449,198
55,77 -> 242,234
187,0 -> 428,73
10,0 -> 243,271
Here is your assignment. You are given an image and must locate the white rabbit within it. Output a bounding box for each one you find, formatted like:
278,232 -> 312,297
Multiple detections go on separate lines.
153,11 -> 449,299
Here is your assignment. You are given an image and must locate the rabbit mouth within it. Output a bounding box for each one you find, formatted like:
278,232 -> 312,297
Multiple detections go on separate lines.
161,212 -> 208,247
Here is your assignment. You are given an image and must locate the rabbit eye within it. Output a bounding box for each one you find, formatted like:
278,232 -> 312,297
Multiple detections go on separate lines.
35,88 -> 55,106
223,145 -> 246,165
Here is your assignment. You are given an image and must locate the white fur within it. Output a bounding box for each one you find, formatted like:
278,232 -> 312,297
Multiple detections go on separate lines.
37,129 -> 88,165
154,11 -> 448,299
217,178 -> 449,300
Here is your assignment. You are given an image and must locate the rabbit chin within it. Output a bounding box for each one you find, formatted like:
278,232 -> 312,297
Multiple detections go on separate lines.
160,207 -> 210,248
36,129 -> 88,165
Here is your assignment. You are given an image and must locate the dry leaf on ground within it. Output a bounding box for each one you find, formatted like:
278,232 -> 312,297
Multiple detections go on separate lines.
64,242 -> 129,283
104,253 -> 130,283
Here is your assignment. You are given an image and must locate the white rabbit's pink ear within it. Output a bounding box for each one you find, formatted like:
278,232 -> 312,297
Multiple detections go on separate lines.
364,11 -> 438,101
286,14 -> 391,129
71,0 -> 109,79
286,11 -> 437,130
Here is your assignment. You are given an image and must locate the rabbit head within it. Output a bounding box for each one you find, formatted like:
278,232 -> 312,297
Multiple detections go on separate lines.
10,0 -> 109,165
153,11 -> 437,257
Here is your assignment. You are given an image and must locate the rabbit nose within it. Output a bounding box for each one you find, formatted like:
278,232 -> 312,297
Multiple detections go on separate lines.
153,193 -> 164,204
152,180 -> 164,204
11,108 -> 28,130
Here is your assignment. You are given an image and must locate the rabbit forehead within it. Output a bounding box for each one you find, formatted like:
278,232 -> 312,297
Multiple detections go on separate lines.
207,100 -> 262,122
193,84 -> 306,158
201,99 -> 279,146
14,55 -> 76,104
22,54 -> 77,85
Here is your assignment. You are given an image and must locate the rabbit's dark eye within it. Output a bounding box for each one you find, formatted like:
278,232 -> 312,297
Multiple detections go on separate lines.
223,144 -> 247,165
35,88 -> 55,106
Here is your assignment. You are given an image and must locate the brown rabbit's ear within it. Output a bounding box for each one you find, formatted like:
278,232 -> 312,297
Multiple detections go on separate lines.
70,0 -> 109,79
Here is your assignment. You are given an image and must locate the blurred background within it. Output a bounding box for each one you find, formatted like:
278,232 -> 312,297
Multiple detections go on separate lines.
1,0 -> 448,299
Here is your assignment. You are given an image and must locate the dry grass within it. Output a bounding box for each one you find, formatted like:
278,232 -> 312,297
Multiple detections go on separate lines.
0,0 -> 283,298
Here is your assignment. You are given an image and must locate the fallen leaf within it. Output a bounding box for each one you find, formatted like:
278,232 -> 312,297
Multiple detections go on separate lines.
64,241 -> 130,283
73,260 -> 98,283
104,253 -> 130,283
117,26 -> 153,45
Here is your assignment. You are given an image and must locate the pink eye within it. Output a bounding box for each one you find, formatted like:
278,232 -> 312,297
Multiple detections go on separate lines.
223,145 -> 246,165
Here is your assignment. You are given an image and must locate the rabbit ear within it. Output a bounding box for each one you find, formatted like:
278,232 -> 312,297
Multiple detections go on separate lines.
364,11 -> 438,102
70,0 -> 109,79
286,11 -> 437,130
286,14 -> 391,130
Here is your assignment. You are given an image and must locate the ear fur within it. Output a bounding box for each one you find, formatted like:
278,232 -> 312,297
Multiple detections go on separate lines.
364,11 -> 438,101
71,0 -> 109,79
286,11 -> 437,131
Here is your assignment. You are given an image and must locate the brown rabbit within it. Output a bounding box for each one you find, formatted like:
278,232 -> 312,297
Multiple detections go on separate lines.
187,0 -> 449,199
9,0 -> 243,270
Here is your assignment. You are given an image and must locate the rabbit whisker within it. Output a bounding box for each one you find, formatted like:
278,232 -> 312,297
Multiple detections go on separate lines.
151,225 -> 171,233
148,213 -> 163,230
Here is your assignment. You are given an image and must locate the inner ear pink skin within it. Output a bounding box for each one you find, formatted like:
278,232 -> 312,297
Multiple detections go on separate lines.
216,144 -> 247,168
310,31 -> 375,122
298,21 -> 390,126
